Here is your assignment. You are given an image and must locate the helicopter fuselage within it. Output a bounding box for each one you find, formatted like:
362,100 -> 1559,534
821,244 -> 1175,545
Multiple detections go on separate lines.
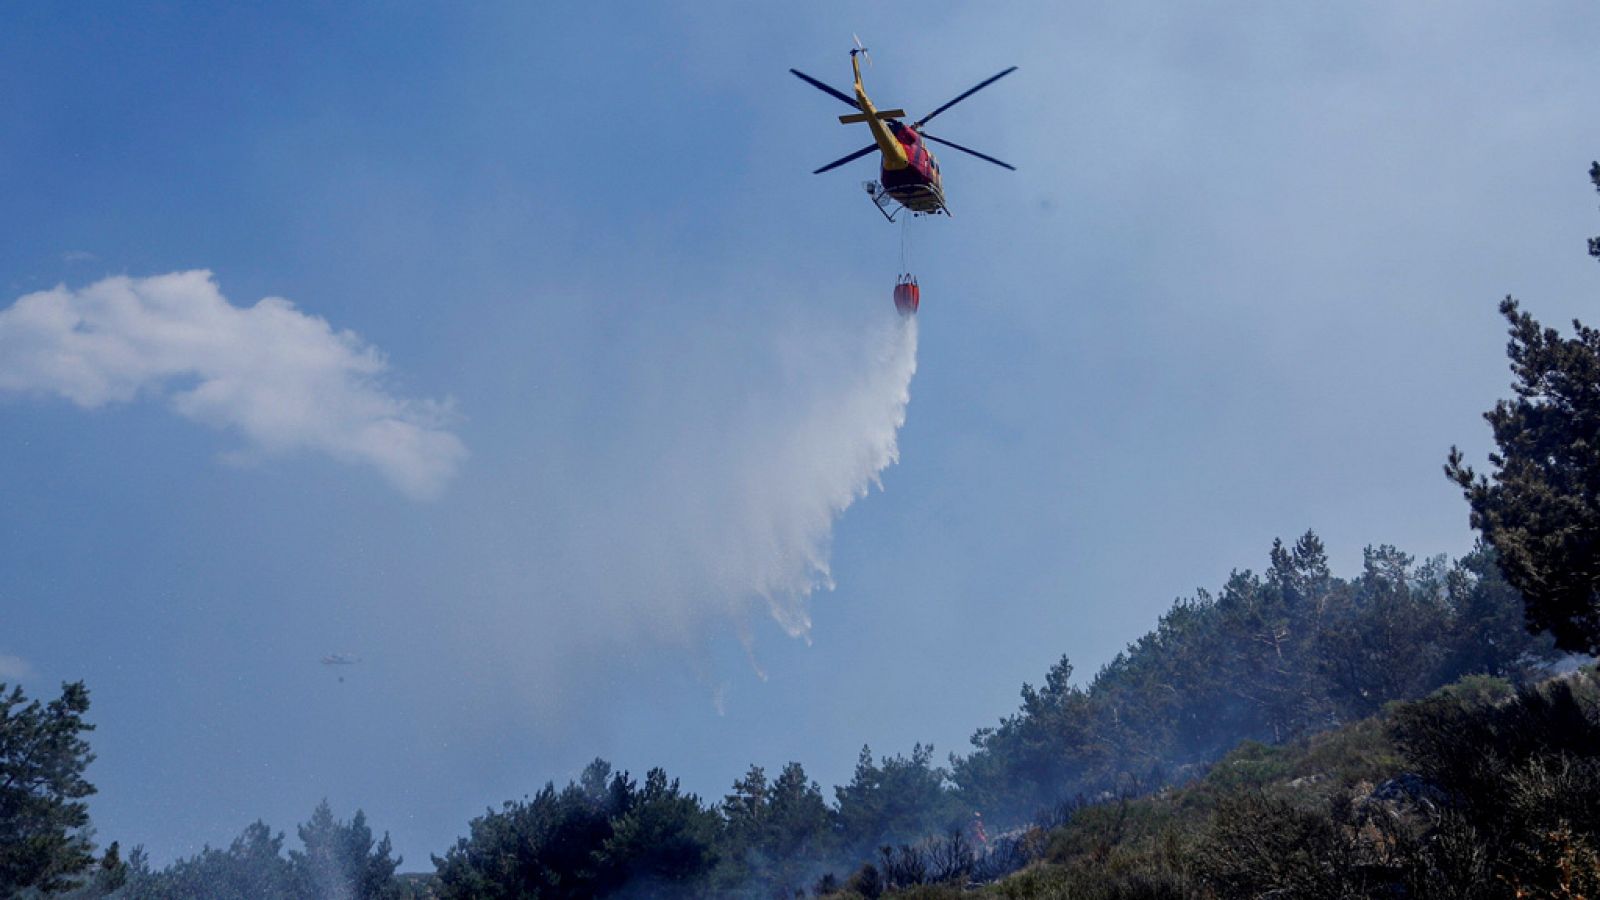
850,54 -> 946,214
879,121 -> 945,214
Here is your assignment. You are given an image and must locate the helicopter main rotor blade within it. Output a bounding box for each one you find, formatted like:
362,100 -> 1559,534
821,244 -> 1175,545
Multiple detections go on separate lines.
919,132 -> 1016,170
914,66 -> 1017,128
790,68 -> 860,110
813,143 -> 877,174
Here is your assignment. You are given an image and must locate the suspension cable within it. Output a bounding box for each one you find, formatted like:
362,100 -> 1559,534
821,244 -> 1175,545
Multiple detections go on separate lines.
900,216 -> 909,274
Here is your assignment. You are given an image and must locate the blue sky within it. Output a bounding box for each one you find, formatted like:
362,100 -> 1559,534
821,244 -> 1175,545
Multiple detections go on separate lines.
3,1 -> 1599,866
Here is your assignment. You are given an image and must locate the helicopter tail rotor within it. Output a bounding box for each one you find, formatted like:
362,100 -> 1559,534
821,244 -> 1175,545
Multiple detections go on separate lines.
851,33 -> 872,66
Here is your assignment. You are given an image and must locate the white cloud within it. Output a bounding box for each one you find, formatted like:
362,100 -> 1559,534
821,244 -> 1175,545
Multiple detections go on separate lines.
0,653 -> 33,681
0,271 -> 466,498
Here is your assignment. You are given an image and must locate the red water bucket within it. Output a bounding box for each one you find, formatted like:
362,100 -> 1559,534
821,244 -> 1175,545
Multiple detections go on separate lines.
893,276 -> 920,315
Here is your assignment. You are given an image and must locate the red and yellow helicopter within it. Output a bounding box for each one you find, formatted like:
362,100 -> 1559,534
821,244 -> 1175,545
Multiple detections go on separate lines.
791,39 -> 1016,223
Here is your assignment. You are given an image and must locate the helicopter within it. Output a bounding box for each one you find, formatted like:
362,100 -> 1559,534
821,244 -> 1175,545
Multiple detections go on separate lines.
791,39 -> 1016,221
321,653 -> 360,683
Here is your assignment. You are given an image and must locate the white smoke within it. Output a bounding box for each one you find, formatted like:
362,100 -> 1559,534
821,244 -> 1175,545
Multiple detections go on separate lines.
0,272 -> 466,499
0,653 -> 34,682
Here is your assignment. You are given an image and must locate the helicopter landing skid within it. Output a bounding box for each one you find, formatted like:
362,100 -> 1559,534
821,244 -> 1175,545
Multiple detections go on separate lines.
863,180 -> 950,221
863,181 -> 902,222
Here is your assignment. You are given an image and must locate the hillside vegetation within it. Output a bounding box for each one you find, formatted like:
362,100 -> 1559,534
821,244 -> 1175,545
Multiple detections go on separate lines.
829,669 -> 1600,899
7,534 -> 1559,899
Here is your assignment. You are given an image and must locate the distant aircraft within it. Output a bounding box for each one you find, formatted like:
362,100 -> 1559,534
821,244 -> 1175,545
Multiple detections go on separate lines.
321,654 -> 361,666
791,36 -> 1017,222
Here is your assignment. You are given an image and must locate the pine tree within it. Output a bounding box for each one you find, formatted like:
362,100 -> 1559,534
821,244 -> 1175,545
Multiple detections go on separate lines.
1447,295 -> 1600,654
0,681 -> 97,894
1447,164 -> 1600,654
290,800 -> 403,900
1588,161 -> 1600,263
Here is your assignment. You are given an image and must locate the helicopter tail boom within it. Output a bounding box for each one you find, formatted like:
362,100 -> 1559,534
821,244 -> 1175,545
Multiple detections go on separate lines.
851,53 -> 910,170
